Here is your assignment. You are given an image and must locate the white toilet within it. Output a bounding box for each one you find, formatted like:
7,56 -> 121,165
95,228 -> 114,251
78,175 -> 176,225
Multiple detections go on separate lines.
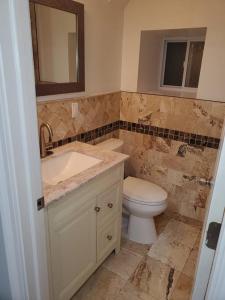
97,138 -> 168,244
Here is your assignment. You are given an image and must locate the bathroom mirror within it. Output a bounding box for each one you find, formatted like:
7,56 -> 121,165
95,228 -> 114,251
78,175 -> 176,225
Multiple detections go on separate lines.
29,0 -> 84,96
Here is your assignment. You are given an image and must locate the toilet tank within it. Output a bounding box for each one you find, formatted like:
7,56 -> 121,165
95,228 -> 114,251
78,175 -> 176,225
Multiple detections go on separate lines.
96,138 -> 124,153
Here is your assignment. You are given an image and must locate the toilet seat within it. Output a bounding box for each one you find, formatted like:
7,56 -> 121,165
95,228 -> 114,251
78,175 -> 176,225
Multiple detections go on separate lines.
123,176 -> 167,206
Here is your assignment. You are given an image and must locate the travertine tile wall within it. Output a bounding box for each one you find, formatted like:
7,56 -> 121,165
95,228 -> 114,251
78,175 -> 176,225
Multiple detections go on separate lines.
120,92 -> 225,138
37,91 -> 225,221
37,92 -> 120,142
120,130 -> 216,221
119,92 -> 225,221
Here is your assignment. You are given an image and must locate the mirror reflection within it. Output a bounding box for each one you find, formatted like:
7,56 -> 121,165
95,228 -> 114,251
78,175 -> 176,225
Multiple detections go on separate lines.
35,4 -> 78,83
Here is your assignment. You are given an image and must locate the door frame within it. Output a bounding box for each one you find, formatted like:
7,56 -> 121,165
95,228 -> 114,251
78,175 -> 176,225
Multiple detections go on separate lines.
192,124 -> 225,299
205,211 -> 225,299
0,0 -> 49,299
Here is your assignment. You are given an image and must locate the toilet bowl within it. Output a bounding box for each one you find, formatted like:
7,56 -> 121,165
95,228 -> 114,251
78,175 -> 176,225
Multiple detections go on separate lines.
123,176 -> 167,244
96,138 -> 168,244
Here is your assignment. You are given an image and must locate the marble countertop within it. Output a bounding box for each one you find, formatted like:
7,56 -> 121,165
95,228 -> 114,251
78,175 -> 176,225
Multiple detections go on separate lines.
42,141 -> 129,207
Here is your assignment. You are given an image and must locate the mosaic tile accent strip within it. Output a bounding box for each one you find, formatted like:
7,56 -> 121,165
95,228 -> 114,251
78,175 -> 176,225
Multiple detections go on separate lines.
51,120 -> 220,150
119,121 -> 220,149
52,121 -> 120,149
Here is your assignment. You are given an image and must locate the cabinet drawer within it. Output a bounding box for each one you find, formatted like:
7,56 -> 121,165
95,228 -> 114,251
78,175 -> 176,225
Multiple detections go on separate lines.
96,182 -> 121,227
97,218 -> 118,262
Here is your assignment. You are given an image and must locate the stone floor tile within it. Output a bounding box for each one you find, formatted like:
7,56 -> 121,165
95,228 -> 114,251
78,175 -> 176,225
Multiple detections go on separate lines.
165,212 -> 202,230
72,214 -> 201,300
103,248 -> 143,280
155,213 -> 172,234
148,220 -> 199,271
129,256 -> 180,300
72,266 -> 126,300
121,238 -> 151,256
169,273 -> 193,300
182,232 -> 202,278
116,282 -> 158,300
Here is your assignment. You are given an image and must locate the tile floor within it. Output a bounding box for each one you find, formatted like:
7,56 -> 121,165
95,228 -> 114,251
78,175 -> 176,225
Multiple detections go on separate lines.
72,213 -> 202,300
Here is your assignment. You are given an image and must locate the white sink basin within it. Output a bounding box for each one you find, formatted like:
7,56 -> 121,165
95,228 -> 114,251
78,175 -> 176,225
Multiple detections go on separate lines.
42,151 -> 102,185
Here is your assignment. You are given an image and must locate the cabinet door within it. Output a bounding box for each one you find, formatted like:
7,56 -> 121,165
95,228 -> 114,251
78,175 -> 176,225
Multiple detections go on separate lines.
48,196 -> 97,300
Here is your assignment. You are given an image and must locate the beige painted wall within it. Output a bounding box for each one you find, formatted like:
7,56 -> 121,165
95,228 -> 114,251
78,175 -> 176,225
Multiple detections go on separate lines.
137,28 -> 206,93
38,0 -> 128,101
121,0 -> 225,101
137,31 -> 163,92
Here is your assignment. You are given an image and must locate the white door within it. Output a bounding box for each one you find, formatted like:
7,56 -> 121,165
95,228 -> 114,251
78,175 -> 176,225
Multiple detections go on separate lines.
0,0 -> 49,299
192,124 -> 225,299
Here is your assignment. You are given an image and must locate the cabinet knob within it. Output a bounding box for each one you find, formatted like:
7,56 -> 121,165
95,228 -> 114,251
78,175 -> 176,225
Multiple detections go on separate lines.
108,203 -> 113,208
107,235 -> 112,241
95,206 -> 101,212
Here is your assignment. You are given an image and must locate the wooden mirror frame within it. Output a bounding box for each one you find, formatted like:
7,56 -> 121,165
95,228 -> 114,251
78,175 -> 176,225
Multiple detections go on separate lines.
29,0 -> 85,96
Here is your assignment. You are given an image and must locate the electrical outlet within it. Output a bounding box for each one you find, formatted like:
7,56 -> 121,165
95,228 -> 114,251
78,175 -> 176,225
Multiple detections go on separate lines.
72,103 -> 79,118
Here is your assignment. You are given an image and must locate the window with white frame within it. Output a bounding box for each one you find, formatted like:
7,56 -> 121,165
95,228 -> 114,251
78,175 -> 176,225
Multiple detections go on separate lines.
161,39 -> 205,90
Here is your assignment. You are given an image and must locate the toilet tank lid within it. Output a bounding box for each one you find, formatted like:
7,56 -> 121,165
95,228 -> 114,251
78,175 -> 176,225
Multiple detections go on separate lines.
97,138 -> 124,151
123,177 -> 167,204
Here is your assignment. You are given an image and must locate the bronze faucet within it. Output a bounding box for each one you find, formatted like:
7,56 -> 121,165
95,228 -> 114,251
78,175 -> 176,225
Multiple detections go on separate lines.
39,122 -> 53,158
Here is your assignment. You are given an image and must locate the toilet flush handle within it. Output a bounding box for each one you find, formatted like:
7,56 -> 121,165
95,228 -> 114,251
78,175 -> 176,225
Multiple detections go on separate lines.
107,235 -> 112,241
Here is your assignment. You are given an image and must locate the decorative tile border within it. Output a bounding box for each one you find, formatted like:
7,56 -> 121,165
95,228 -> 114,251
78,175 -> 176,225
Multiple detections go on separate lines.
119,121 -> 220,149
52,121 -> 120,149
51,120 -> 220,150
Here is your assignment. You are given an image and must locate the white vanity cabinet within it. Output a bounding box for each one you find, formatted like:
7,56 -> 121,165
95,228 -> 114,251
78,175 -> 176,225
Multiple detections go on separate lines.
45,164 -> 124,300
